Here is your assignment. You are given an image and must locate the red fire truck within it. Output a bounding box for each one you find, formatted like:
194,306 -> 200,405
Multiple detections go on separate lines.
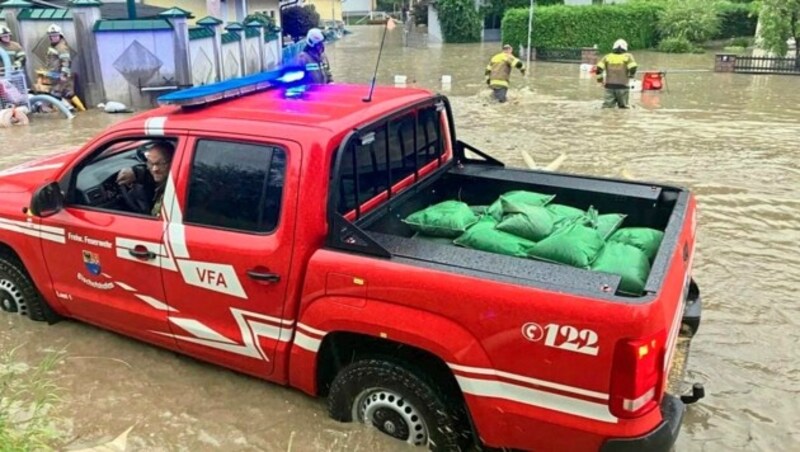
0,72 -> 703,451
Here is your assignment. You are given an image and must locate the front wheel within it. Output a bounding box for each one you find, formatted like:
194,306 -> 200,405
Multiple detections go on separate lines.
0,254 -> 57,322
328,359 -> 469,451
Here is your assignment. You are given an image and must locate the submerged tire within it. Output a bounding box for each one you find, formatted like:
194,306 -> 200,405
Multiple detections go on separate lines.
328,359 -> 468,451
0,254 -> 56,322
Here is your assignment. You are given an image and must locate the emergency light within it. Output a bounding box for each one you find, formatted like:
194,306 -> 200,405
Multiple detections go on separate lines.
157,67 -> 308,107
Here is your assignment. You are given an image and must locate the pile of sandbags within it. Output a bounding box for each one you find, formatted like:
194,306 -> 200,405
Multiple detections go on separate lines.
403,191 -> 664,295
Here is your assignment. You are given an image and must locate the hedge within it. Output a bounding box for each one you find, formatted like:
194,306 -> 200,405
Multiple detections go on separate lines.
502,4 -> 663,53
716,2 -> 758,39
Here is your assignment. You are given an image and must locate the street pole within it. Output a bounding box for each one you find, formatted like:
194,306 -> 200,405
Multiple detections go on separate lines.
526,0 -> 534,76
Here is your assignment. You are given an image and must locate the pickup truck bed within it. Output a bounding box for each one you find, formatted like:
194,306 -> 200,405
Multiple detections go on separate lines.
357,160 -> 690,300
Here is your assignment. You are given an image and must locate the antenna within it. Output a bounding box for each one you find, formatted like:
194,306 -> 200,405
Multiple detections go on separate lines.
363,18 -> 395,103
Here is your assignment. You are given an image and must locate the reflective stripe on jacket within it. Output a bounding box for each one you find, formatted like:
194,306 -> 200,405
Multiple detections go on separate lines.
295,49 -> 332,85
597,52 -> 637,87
0,41 -> 25,69
46,40 -> 72,76
485,52 -> 523,88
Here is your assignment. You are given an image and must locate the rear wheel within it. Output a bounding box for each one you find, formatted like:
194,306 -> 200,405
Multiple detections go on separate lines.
328,359 -> 469,451
0,254 -> 56,322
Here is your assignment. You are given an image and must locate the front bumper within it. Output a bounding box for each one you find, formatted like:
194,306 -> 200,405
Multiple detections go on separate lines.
601,278 -> 704,452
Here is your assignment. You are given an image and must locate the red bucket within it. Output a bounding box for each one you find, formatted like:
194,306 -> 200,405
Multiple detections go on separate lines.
642,72 -> 664,91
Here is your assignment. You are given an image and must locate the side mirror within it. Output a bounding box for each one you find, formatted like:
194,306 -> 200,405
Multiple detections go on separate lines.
29,182 -> 64,218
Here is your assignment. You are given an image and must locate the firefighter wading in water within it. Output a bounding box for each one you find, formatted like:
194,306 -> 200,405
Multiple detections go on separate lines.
596,39 -> 638,109
0,26 -> 26,73
295,28 -> 332,85
44,24 -> 76,100
485,44 -> 525,103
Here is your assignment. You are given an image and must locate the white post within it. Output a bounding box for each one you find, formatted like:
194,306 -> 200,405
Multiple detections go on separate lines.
526,0 -> 534,76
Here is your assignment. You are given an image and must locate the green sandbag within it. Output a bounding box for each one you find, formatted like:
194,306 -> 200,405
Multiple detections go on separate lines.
608,227 -> 665,262
585,206 -> 627,240
528,220 -> 605,268
546,203 -> 588,225
496,201 -> 556,242
487,190 -> 556,220
592,241 -> 651,294
470,205 -> 489,216
454,217 -> 536,257
412,232 -> 455,246
403,200 -> 479,238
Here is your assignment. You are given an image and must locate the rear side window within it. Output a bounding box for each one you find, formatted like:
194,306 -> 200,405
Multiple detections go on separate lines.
185,140 -> 286,233
337,105 -> 444,215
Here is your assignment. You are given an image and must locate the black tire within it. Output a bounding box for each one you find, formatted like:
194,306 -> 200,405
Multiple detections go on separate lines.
0,253 -> 57,323
328,358 -> 469,451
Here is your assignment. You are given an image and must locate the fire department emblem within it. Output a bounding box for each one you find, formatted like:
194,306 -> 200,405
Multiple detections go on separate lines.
82,250 -> 101,275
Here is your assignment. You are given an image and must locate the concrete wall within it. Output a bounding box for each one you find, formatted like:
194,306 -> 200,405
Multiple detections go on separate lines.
189,36 -> 217,85
96,29 -> 176,106
221,40 -> 242,79
244,34 -> 261,74
307,0 -> 342,22
264,37 -> 281,69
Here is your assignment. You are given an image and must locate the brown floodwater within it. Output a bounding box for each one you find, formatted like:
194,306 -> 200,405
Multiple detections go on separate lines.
2,25 -> 799,451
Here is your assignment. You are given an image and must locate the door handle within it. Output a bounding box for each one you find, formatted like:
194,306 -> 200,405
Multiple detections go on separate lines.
129,245 -> 156,260
246,270 -> 281,283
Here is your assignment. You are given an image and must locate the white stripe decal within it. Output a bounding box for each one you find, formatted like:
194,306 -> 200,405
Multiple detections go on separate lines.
455,376 -> 618,424
296,322 -> 326,337
170,318 -> 238,344
448,363 -> 609,400
115,281 -> 136,291
0,221 -> 65,244
134,294 -> 175,312
294,331 -> 322,352
164,177 -> 190,259
145,117 -> 167,136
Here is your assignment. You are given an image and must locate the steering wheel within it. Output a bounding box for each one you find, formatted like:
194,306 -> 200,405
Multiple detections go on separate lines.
118,183 -> 151,214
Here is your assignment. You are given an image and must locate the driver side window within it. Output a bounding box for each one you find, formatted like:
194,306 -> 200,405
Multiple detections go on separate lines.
68,137 -> 179,218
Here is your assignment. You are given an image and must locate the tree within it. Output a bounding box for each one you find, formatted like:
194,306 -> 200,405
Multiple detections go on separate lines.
436,0 -> 483,43
281,5 -> 321,42
757,0 -> 800,61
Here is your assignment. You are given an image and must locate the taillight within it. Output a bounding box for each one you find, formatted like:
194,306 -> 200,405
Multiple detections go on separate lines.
609,331 -> 666,418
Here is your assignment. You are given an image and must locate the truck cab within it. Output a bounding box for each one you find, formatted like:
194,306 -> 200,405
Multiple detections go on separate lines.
0,72 -> 703,451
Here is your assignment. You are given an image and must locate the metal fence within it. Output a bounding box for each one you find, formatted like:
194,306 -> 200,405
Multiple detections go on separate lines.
536,47 -> 583,63
734,56 -> 800,75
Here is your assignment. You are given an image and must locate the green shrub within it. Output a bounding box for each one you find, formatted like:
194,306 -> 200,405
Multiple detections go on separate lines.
502,4 -> 663,53
657,36 -> 695,53
716,2 -> 758,39
657,0 -> 723,43
729,36 -> 753,47
436,0 -> 483,43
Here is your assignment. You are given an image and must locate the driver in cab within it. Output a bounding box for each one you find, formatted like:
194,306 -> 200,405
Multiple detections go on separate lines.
115,141 -> 174,217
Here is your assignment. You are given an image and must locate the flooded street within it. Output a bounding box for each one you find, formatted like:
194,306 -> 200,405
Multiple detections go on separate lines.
2,25 -> 800,451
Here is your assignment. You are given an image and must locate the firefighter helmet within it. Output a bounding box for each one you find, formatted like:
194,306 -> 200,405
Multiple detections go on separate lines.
0,26 -> 11,36
613,39 -> 629,52
306,28 -> 325,47
47,24 -> 63,35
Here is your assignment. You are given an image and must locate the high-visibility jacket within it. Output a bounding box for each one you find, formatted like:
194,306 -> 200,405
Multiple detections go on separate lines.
485,52 -> 524,88
46,39 -> 72,77
596,52 -> 638,88
0,40 -> 25,70
296,47 -> 332,85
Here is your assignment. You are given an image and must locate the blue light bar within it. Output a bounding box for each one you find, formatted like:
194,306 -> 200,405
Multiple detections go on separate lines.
158,68 -> 305,107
